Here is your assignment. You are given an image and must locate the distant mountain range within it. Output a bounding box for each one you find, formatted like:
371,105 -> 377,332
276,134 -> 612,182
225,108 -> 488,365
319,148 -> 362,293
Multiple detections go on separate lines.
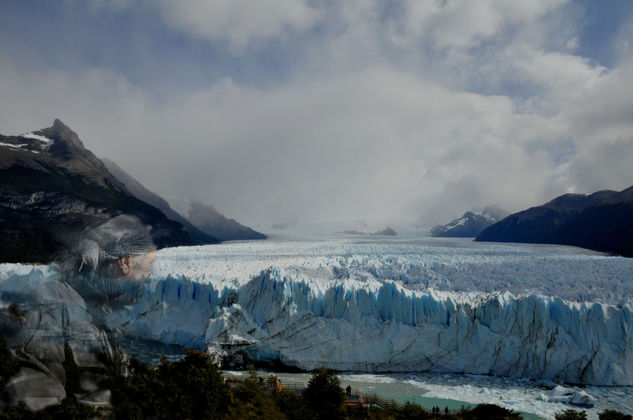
431,206 -> 509,238
103,161 -> 266,243
101,159 -> 219,244
476,187 -> 633,257
0,120 -> 264,263
188,201 -> 266,241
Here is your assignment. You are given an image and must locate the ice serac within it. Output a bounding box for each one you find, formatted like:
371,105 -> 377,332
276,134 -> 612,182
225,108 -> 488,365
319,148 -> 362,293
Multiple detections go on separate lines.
108,269 -> 633,386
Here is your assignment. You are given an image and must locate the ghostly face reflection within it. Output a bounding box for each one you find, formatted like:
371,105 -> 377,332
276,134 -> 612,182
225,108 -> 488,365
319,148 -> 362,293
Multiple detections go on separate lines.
117,250 -> 156,281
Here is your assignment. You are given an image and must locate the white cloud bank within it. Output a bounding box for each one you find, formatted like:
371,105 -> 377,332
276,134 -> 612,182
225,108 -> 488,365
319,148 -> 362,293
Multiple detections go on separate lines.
155,0 -> 320,52
1,1 -> 633,228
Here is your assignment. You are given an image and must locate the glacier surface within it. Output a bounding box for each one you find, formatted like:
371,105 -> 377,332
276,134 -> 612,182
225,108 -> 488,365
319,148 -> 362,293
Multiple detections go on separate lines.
2,237 -> 633,386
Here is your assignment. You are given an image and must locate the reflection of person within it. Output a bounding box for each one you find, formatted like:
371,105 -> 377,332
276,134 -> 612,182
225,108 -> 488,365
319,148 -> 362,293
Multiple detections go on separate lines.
0,215 -> 157,410
65,215 -> 157,305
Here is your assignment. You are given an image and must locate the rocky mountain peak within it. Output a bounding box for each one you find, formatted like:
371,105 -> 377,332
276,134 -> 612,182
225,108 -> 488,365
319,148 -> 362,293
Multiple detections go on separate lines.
40,119 -> 85,152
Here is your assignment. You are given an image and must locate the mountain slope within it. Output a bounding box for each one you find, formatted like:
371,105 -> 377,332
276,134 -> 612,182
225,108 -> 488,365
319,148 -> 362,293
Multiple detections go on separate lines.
0,119 -> 201,263
431,206 -> 509,238
101,159 -> 219,244
476,187 -> 633,256
188,201 -> 266,241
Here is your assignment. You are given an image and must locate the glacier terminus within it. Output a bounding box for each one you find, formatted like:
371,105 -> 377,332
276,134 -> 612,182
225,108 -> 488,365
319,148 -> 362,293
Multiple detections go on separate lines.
2,236 -> 632,386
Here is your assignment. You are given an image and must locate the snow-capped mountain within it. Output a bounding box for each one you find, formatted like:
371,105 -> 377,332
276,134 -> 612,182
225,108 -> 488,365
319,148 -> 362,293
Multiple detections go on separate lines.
0,120 -> 200,262
431,206 -> 509,237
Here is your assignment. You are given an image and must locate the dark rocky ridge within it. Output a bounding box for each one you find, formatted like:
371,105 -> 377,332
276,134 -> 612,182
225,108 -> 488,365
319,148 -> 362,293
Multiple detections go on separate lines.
188,201 -> 266,241
476,187 -> 633,257
0,120 -> 201,263
102,159 -> 219,244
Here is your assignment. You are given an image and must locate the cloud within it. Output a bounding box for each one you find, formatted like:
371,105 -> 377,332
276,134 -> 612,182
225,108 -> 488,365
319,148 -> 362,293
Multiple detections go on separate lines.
397,0 -> 569,49
0,54 -> 147,139
0,58 -> 566,225
78,0 -> 322,53
1,1 -> 633,229
154,0 -> 321,52
562,58 -> 633,192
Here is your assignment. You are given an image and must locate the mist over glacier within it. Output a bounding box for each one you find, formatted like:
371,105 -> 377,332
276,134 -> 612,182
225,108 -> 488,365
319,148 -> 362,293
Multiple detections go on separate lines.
2,236 -> 632,386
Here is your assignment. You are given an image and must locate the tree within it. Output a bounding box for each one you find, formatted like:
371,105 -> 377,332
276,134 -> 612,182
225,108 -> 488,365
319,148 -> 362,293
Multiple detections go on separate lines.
104,350 -> 230,420
228,369 -> 286,419
555,409 -> 588,420
106,356 -> 163,419
599,410 -> 633,420
468,403 -> 522,419
157,349 -> 231,419
274,387 -> 314,420
302,367 -> 345,420
398,401 -> 429,419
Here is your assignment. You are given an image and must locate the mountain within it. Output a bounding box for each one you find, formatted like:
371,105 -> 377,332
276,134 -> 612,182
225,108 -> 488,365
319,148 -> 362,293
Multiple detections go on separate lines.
188,201 -> 266,241
476,187 -> 633,256
107,161 -> 264,243
0,119 -> 201,263
101,159 -> 219,244
431,206 -> 509,237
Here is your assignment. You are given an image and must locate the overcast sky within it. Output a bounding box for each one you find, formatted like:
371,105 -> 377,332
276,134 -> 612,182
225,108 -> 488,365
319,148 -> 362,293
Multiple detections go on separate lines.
1,1 -> 632,229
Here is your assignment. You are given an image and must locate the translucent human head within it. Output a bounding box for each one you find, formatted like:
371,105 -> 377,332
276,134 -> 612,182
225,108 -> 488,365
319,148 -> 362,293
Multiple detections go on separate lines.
69,215 -> 157,290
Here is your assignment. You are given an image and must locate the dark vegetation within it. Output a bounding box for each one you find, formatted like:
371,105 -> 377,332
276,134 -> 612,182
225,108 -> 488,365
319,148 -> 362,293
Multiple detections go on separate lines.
550,407 -> 633,420
476,186 -> 633,257
0,336 -> 630,419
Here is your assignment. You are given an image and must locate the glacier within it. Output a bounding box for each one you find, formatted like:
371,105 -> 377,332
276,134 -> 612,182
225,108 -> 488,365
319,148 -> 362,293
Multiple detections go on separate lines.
2,237 -> 633,386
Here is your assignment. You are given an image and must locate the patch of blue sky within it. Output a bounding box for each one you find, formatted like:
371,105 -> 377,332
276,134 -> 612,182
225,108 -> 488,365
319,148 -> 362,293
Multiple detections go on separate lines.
0,1 -> 311,96
524,138 -> 577,166
573,0 -> 633,68
1,0 -> 631,100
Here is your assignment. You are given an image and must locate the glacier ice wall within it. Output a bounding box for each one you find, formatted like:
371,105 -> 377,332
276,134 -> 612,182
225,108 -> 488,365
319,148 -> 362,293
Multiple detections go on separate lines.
3,238 -> 633,385
108,268 -> 633,386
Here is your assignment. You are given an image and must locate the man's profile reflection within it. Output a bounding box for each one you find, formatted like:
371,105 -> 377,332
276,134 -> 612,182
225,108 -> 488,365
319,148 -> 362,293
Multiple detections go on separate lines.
1,215 -> 157,410
66,215 -> 157,305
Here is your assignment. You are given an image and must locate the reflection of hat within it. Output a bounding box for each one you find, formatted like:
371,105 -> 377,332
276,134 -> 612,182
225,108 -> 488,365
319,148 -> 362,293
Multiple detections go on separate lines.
101,228 -> 155,259
91,215 -> 156,260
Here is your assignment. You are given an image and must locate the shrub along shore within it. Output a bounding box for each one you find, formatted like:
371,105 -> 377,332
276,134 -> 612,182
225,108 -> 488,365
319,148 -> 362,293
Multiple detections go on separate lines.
0,340 -> 630,420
